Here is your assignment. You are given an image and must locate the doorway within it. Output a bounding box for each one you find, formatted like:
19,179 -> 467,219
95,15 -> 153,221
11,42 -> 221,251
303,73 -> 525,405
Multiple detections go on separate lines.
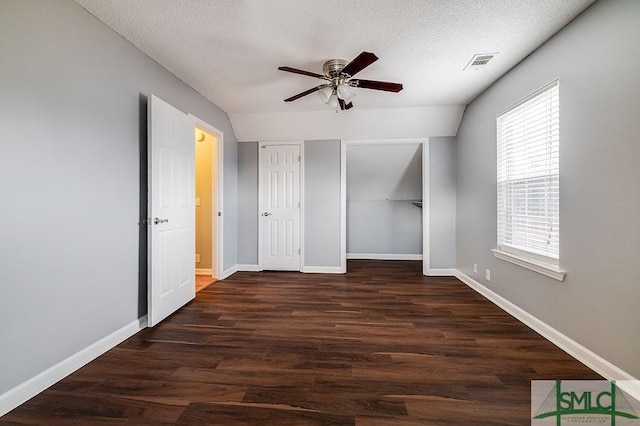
190,114 -> 224,290
340,139 -> 429,275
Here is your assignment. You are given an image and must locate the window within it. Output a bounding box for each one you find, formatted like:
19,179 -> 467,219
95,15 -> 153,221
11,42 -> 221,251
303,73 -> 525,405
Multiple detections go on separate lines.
493,81 -> 565,281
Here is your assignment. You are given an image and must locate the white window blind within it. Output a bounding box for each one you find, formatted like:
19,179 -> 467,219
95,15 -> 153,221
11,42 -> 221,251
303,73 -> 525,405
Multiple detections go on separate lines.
497,81 -> 559,263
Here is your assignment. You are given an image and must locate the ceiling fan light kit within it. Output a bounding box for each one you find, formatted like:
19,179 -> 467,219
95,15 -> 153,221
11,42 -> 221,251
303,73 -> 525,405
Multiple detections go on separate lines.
317,85 -> 333,103
327,93 -> 339,108
337,83 -> 352,101
278,51 -> 403,111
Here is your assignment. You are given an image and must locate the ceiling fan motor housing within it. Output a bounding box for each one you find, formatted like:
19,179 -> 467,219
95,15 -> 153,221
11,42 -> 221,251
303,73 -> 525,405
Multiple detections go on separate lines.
323,59 -> 348,78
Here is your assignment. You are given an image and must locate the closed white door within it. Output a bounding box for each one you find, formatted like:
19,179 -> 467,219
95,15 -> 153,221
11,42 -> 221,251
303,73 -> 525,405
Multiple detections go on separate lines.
259,144 -> 301,271
148,95 -> 195,327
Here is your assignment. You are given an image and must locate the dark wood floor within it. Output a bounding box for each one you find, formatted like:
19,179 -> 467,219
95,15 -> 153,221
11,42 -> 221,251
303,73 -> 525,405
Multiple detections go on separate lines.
2,260 -> 600,425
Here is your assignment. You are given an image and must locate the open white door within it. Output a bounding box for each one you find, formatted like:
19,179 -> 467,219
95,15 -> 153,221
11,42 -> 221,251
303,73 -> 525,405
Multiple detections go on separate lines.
148,95 -> 195,327
259,143 -> 301,271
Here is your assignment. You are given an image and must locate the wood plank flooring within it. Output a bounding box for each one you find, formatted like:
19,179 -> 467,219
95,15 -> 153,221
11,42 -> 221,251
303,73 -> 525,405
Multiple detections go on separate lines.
2,260 -> 600,425
195,275 -> 215,293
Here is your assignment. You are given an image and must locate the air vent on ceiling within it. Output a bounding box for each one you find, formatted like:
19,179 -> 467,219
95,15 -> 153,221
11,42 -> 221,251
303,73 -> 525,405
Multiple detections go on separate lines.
464,53 -> 497,71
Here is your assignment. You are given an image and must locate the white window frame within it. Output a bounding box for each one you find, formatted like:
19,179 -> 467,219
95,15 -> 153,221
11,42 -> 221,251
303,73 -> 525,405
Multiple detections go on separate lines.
492,81 -> 566,281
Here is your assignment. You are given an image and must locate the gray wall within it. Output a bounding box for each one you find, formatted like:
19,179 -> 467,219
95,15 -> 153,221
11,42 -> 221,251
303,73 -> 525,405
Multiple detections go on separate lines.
304,140 -> 342,268
429,137 -> 456,269
236,140 -> 342,268
237,142 -> 258,265
456,0 -> 640,378
0,0 -> 238,395
236,139 -> 457,269
347,201 -> 422,254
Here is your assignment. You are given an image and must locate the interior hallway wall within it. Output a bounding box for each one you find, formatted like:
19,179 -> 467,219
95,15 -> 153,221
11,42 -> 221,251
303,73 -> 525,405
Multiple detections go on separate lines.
304,140 -> 342,268
236,140 -> 342,269
429,137 -> 456,269
0,0 -> 238,396
237,139 -> 456,271
237,142 -> 259,265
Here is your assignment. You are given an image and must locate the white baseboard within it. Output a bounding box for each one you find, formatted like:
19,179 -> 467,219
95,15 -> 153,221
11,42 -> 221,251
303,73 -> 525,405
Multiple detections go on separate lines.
236,264 -> 346,274
0,315 -> 148,417
301,266 -> 346,274
425,268 -> 456,276
220,265 -> 238,280
237,264 -> 260,272
195,268 -> 213,275
454,270 -> 640,402
347,253 -> 423,261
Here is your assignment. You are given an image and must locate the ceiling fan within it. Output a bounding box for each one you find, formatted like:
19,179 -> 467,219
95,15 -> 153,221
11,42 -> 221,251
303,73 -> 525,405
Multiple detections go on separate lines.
278,51 -> 403,110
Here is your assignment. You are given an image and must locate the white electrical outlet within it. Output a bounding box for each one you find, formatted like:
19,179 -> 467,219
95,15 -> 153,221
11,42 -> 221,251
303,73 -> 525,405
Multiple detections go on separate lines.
473,263 -> 478,273
195,254 -> 200,263
485,269 -> 491,281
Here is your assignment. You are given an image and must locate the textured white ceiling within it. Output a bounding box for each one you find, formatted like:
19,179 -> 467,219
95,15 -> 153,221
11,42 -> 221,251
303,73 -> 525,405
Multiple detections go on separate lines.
74,0 -> 594,114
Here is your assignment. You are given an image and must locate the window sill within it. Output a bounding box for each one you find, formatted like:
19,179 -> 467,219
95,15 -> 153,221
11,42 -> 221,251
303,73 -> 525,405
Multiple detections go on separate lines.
491,249 -> 566,282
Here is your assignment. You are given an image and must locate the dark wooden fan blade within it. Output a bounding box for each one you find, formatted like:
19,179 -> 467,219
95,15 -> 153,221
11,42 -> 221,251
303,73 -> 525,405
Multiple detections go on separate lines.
340,51 -> 378,77
338,99 -> 354,110
278,66 -> 324,79
284,85 -> 324,102
352,79 -> 403,92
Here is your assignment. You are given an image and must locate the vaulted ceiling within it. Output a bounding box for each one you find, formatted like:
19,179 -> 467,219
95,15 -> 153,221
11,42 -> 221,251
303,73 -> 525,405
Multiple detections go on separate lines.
74,0 -> 595,139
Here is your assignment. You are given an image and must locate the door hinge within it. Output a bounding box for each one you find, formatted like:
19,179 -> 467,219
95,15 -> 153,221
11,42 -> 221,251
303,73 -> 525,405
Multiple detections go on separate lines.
298,155 -> 301,162
218,212 -> 221,217
298,248 -> 301,255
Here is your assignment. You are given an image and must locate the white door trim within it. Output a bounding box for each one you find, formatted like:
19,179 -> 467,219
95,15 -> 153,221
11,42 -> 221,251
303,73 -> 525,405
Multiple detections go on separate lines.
258,140 -> 304,271
340,138 -> 430,275
422,139 -> 430,276
188,113 -> 224,280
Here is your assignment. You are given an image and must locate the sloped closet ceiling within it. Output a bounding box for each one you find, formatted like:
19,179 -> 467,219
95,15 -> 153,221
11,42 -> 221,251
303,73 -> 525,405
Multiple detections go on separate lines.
347,144 -> 422,201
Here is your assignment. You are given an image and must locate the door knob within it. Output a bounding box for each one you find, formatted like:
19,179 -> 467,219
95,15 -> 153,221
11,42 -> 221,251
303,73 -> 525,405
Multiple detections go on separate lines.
154,217 -> 169,225
262,212 -> 271,217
